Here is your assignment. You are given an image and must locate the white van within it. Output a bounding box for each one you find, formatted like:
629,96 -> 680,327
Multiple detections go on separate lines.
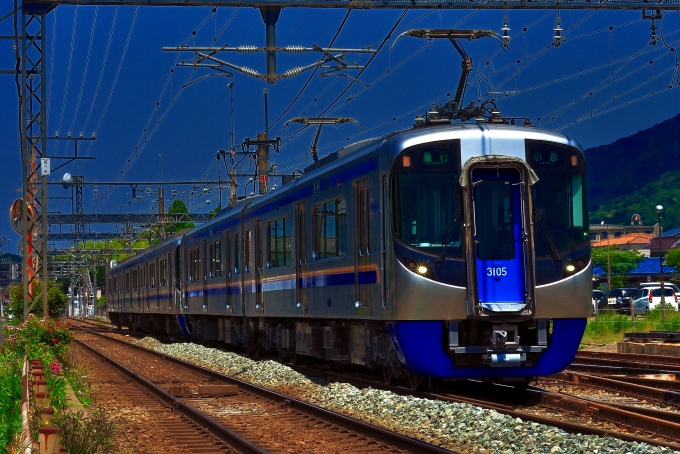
639,282 -> 680,293
632,287 -> 679,315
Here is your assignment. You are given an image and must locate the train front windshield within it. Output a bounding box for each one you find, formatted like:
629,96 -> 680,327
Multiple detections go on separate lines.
526,140 -> 589,255
392,142 -> 462,256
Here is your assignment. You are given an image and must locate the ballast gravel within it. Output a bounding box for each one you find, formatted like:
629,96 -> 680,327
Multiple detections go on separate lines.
134,337 -> 678,454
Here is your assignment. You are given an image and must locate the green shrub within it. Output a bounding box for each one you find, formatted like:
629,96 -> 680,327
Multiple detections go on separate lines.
2,315 -> 73,362
0,351 -> 22,451
53,408 -> 115,454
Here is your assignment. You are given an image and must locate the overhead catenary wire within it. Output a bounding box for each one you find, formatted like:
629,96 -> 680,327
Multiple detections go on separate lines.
81,7 -> 120,143
65,6 -> 98,154
47,6 -> 57,122
93,6 -> 245,212
54,5 -> 79,155
92,8 -> 239,212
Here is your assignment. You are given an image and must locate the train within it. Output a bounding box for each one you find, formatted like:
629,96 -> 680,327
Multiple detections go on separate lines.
107,117 -> 591,387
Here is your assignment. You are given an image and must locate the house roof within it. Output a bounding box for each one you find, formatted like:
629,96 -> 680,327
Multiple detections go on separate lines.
646,237 -> 680,250
628,257 -> 677,275
592,233 -> 655,248
662,227 -> 680,237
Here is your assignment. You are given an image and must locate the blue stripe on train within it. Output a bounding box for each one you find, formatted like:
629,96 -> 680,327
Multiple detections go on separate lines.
386,318 -> 587,378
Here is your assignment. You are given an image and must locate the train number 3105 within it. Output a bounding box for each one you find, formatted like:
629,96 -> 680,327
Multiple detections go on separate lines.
486,267 -> 507,277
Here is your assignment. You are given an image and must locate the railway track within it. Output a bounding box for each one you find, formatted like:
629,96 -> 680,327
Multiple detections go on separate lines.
73,325 -> 454,454
70,319 -> 680,451
72,341 -> 243,453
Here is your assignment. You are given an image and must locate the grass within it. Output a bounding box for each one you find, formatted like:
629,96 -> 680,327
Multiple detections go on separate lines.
581,305 -> 680,345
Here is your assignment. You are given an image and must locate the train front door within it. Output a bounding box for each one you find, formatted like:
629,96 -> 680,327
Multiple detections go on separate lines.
295,203 -> 308,313
470,166 -> 533,316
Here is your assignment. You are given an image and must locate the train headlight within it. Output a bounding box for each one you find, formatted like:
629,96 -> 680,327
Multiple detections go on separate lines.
403,257 -> 435,280
565,263 -> 576,273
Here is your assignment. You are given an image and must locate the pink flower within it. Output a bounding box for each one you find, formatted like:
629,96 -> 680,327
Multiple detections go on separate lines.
49,361 -> 62,374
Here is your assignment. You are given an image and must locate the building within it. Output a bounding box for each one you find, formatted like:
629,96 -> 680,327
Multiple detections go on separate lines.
591,232 -> 655,256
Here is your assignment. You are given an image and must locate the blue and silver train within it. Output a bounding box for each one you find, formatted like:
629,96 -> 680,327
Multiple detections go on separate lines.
107,120 -> 590,386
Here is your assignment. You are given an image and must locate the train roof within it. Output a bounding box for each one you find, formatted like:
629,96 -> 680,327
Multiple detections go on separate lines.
383,122 -> 583,154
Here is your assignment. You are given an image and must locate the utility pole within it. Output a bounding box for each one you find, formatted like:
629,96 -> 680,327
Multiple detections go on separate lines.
157,188 -> 165,240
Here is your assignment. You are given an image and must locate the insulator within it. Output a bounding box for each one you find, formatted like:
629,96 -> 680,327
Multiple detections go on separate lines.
649,20 -> 658,46
240,67 -> 262,78
280,67 -> 305,79
282,46 -> 305,54
501,18 -> 510,43
235,46 -> 259,53
553,18 -> 563,47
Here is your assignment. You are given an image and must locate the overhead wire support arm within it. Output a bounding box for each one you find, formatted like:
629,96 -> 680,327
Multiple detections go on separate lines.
164,44 -> 376,83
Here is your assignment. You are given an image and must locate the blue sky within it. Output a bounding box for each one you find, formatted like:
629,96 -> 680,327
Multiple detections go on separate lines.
1,5 -> 679,252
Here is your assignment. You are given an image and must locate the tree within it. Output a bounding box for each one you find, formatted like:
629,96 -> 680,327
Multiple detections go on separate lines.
592,246 -> 644,288
665,248 -> 680,269
165,199 -> 195,235
9,280 -> 69,319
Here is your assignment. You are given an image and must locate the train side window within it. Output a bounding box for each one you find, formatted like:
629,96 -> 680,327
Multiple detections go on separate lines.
210,240 -> 222,278
183,248 -> 188,284
149,263 -> 156,289
234,233 -> 241,275
159,259 -> 167,287
313,198 -> 346,260
268,217 -> 291,267
245,230 -> 252,273
190,247 -> 200,282
132,270 -> 138,292
225,232 -> 232,278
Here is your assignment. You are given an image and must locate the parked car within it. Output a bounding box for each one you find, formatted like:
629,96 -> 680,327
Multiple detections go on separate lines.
639,282 -> 680,293
592,290 -> 604,315
631,287 -> 679,315
596,288 -> 638,313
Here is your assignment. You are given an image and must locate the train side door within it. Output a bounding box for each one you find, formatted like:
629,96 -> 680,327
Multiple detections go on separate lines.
202,239 -> 208,312
225,231 -> 232,311
254,220 -> 263,311
295,203 -> 308,313
354,178 -> 371,309
380,174 -> 388,308
470,167 -> 531,315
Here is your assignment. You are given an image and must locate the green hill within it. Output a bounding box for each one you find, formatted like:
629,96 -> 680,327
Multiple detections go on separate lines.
586,114 -> 680,228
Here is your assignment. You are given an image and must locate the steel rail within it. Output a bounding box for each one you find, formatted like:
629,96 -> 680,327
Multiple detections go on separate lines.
74,337 -> 270,454
73,326 -> 457,454
593,374 -> 680,392
569,361 -> 680,375
577,350 -> 680,367
558,370 -> 680,406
